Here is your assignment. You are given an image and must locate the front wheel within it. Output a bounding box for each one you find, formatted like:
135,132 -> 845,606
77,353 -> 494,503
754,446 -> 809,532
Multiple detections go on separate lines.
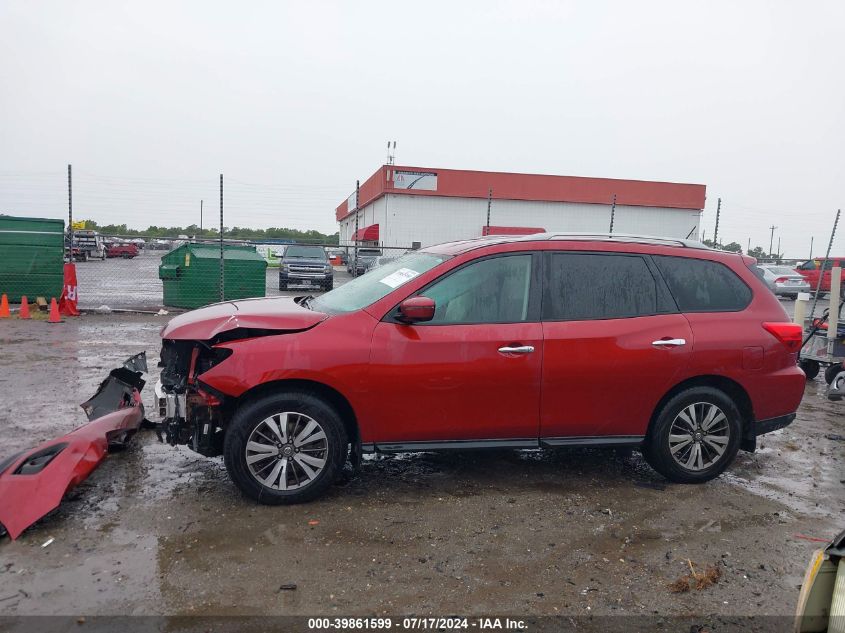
223,391 -> 348,504
642,387 -> 741,484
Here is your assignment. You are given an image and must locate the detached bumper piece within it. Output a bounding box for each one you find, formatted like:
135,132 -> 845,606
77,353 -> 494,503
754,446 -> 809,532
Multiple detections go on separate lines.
0,353 -> 147,541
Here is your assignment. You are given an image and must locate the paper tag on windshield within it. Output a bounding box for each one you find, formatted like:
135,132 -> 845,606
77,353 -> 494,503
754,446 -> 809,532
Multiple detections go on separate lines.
378,267 -> 420,289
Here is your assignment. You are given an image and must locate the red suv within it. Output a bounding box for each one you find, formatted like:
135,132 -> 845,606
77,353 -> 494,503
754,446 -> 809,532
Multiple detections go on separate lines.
157,234 -> 805,503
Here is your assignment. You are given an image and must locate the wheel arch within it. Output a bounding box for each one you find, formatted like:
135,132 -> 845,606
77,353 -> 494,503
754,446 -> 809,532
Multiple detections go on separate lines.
647,375 -> 756,450
232,379 -> 360,446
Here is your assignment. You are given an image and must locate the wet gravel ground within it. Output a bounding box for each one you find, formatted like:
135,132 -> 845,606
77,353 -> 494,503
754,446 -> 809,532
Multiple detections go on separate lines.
0,308 -> 842,619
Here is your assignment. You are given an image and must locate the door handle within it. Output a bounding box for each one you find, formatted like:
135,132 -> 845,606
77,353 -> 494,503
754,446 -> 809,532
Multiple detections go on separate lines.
652,338 -> 686,347
498,345 -> 535,355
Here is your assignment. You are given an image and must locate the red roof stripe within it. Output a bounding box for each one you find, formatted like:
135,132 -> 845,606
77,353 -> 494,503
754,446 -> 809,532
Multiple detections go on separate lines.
336,166 -> 706,222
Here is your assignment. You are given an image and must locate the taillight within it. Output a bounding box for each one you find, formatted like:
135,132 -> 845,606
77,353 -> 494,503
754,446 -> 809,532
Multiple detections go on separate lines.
773,277 -> 788,284
762,322 -> 803,351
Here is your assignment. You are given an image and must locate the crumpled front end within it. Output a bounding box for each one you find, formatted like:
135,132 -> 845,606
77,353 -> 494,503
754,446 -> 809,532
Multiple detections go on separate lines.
156,340 -> 231,457
0,353 -> 148,541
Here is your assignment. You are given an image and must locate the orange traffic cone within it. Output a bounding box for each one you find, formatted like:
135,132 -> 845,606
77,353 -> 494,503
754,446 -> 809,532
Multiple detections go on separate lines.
0,294 -> 9,318
19,296 -> 31,319
48,297 -> 63,324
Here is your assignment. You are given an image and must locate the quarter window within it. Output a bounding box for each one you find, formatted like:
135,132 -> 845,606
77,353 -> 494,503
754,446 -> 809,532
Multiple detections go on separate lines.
654,255 -> 751,312
543,253 -> 660,320
423,255 -> 533,324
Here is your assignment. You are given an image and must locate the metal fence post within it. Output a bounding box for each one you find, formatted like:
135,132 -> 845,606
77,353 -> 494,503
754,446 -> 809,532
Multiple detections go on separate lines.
67,164 -> 73,261
219,174 -> 224,302
353,180 -> 360,277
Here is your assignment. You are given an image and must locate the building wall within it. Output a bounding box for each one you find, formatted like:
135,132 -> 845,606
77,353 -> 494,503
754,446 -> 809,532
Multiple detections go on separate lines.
340,194 -> 701,248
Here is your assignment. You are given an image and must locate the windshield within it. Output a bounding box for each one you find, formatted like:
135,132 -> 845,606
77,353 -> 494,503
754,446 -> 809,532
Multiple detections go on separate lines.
767,266 -> 799,275
285,245 -> 327,260
312,252 -> 448,313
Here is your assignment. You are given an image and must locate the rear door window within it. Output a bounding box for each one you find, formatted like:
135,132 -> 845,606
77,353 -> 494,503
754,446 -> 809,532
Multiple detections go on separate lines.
543,252 -> 669,320
654,256 -> 751,312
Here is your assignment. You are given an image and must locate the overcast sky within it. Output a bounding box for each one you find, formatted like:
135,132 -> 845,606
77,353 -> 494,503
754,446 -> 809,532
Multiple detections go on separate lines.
1,0 -> 843,257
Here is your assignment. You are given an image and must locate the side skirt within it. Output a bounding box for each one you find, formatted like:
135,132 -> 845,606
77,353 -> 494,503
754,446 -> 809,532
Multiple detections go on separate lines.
363,435 -> 645,453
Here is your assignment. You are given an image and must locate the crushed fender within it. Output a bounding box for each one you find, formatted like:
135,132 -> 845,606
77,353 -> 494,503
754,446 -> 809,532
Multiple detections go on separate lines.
0,353 -> 148,541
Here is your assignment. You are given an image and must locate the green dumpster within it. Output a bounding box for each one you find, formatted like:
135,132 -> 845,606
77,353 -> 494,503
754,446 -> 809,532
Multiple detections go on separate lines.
159,243 -> 267,309
0,215 -> 65,302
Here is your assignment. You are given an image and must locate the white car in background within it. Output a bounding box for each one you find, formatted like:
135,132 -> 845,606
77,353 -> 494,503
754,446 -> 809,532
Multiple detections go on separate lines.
755,264 -> 811,298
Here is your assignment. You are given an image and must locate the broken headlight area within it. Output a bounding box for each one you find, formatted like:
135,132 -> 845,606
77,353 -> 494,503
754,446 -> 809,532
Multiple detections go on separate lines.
157,340 -> 232,457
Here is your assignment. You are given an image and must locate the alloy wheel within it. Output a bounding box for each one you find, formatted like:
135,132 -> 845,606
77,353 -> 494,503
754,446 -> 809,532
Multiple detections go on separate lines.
245,412 -> 328,490
667,402 -> 730,471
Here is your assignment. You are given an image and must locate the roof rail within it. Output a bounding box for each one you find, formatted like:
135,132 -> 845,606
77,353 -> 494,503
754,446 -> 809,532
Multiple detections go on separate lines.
540,232 -> 710,249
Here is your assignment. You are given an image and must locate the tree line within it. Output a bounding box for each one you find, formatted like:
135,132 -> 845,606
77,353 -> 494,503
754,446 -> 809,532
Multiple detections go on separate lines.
701,239 -> 785,260
77,220 -> 339,244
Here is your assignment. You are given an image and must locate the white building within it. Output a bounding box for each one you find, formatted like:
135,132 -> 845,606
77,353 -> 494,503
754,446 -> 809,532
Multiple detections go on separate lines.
337,165 -> 706,250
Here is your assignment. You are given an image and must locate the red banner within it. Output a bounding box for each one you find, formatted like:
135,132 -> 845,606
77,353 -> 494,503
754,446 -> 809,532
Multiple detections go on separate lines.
59,263 -> 80,316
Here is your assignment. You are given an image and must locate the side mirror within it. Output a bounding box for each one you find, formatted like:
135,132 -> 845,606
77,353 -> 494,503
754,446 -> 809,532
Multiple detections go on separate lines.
398,296 -> 435,323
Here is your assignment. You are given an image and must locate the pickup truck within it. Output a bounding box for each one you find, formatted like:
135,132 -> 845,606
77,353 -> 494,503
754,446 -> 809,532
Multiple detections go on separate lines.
347,248 -> 382,275
796,257 -> 845,292
107,243 -> 139,258
279,244 -> 333,291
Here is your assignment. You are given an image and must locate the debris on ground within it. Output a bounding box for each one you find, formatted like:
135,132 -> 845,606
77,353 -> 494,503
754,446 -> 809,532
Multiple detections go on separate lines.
793,533 -> 831,543
40,537 -> 54,548
668,560 -> 722,593
824,434 -> 845,442
277,583 -> 297,592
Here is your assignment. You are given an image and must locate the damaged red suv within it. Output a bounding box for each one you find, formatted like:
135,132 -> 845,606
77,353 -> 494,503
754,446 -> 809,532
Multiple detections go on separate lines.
157,234 -> 805,503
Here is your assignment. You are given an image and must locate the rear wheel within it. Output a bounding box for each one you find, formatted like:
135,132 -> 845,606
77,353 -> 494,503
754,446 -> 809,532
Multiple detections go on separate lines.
825,363 -> 843,385
224,391 -> 348,504
799,359 -> 820,380
643,387 -> 741,484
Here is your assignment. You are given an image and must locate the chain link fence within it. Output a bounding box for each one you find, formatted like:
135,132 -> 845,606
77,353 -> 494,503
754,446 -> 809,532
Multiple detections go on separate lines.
61,236 -> 414,311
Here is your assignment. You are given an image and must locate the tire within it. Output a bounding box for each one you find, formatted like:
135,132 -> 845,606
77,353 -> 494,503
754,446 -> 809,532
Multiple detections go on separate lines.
825,363 -> 843,385
799,359 -> 820,380
322,280 -> 333,291
223,391 -> 348,504
642,387 -> 742,484
279,281 -> 288,291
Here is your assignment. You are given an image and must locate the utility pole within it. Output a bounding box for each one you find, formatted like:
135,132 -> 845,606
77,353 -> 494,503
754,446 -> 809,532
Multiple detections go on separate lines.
713,198 -> 721,246
776,236 -> 781,261
809,236 -> 814,259
747,238 -> 751,254
768,225 -> 777,259
67,164 -> 73,262
219,175 -> 224,301
609,194 -> 617,234
200,200 -> 203,236
353,180 -> 360,277
486,188 -> 493,233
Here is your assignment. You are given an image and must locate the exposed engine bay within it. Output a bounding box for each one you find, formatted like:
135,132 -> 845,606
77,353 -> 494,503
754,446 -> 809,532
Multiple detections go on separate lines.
156,328 -> 285,457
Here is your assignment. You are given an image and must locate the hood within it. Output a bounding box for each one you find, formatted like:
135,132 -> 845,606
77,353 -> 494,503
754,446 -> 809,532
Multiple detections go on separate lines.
283,256 -> 328,265
161,296 -> 328,341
